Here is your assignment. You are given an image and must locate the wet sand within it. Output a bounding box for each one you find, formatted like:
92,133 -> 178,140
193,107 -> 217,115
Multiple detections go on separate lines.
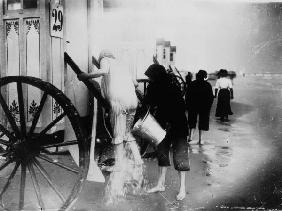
73,75 -> 282,211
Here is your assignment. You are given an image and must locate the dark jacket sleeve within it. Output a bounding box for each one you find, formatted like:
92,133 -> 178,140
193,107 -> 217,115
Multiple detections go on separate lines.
207,83 -> 214,108
142,83 -> 159,114
185,85 -> 191,110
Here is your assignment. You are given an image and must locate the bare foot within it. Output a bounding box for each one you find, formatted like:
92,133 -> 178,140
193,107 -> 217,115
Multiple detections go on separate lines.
146,185 -> 165,193
176,189 -> 186,200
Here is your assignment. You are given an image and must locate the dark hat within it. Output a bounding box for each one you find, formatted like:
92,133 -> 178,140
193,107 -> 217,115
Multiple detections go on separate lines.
145,64 -> 167,82
196,69 -> 207,80
218,69 -> 228,77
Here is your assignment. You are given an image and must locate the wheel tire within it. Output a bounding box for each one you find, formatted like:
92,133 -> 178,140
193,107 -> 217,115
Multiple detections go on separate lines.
0,76 -> 89,211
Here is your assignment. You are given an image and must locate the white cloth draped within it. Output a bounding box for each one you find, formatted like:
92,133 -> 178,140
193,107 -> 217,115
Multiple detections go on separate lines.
100,57 -> 138,144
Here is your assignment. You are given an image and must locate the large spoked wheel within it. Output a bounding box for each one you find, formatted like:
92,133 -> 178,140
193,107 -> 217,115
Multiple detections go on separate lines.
0,76 -> 89,211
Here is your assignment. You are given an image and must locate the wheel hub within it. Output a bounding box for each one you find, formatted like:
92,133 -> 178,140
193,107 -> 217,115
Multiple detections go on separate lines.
13,140 -> 36,162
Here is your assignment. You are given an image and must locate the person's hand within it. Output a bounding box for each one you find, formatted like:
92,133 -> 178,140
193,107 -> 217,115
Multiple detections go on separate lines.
231,96 -> 234,100
77,72 -> 89,81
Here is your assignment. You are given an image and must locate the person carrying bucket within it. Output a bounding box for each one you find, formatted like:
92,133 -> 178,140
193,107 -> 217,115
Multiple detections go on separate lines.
143,64 -> 190,201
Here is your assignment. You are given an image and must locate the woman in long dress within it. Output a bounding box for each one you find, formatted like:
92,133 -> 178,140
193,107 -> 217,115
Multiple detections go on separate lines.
215,69 -> 234,121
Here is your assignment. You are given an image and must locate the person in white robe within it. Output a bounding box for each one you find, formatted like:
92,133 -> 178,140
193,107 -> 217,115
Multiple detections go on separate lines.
78,49 -> 143,170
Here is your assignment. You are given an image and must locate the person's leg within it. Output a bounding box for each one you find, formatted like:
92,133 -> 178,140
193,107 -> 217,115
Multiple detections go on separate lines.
198,130 -> 203,145
188,128 -> 195,142
176,171 -> 186,200
173,136 -> 190,200
147,136 -> 171,193
198,111 -> 210,145
146,167 -> 167,193
188,110 -> 197,142
216,90 -> 227,121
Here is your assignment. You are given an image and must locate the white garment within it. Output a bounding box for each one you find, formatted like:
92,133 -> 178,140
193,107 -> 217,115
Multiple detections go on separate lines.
100,57 -> 138,113
215,77 -> 233,89
99,57 -> 138,144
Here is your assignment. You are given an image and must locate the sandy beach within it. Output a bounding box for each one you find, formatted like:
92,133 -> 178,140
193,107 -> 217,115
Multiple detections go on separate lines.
68,75 -> 282,211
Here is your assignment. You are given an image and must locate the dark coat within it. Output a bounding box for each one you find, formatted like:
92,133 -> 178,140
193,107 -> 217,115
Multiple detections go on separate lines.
144,65 -> 188,137
185,80 -> 214,113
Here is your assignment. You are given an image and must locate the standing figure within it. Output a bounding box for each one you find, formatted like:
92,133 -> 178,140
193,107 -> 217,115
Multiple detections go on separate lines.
215,69 -> 234,122
185,72 -> 193,90
78,49 -> 143,170
144,64 -> 190,201
186,70 -> 214,145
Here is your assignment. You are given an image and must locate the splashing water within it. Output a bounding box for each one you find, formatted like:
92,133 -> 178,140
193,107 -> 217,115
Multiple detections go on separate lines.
104,143 -> 145,204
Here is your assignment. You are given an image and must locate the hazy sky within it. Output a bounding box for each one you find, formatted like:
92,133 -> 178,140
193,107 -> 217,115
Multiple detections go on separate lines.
92,0 -> 281,74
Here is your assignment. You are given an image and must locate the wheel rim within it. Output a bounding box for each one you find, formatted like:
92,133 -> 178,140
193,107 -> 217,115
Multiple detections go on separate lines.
0,76 -> 89,211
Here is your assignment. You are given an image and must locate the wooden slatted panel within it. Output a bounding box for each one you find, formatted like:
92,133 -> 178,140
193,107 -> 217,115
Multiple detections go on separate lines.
6,19 -> 20,123
25,18 -> 41,124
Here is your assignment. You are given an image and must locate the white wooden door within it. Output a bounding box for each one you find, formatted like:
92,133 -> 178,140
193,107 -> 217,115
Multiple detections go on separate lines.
1,0 -> 53,126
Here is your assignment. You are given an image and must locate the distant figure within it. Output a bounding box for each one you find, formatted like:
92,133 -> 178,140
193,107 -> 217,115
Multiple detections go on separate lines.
144,64 -> 190,201
78,49 -> 143,169
215,69 -> 234,122
185,72 -> 193,88
185,70 -> 214,145
185,72 -> 193,98
184,72 -> 193,97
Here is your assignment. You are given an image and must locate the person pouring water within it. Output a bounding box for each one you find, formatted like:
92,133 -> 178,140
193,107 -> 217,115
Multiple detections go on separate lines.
143,64 -> 190,201
78,49 -> 143,170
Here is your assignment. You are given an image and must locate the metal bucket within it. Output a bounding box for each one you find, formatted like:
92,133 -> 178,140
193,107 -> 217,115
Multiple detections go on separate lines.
132,111 -> 166,146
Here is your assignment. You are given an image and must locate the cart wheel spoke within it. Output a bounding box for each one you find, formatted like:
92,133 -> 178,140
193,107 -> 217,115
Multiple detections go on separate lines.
0,139 -> 11,147
0,124 -> 16,142
17,82 -> 26,137
36,112 -> 66,140
27,163 -> 45,210
0,159 -> 14,172
28,92 -> 48,137
0,162 -> 20,199
0,76 -> 88,210
19,164 -> 26,210
33,158 -> 65,202
37,154 -> 79,174
0,92 -> 20,138
42,140 -> 79,149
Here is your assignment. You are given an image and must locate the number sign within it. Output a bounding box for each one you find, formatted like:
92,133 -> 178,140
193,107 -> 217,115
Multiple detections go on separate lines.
50,0 -> 63,38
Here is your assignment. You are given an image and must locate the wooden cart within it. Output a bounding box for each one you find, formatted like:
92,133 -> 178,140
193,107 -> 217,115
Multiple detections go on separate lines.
0,51 -> 185,211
